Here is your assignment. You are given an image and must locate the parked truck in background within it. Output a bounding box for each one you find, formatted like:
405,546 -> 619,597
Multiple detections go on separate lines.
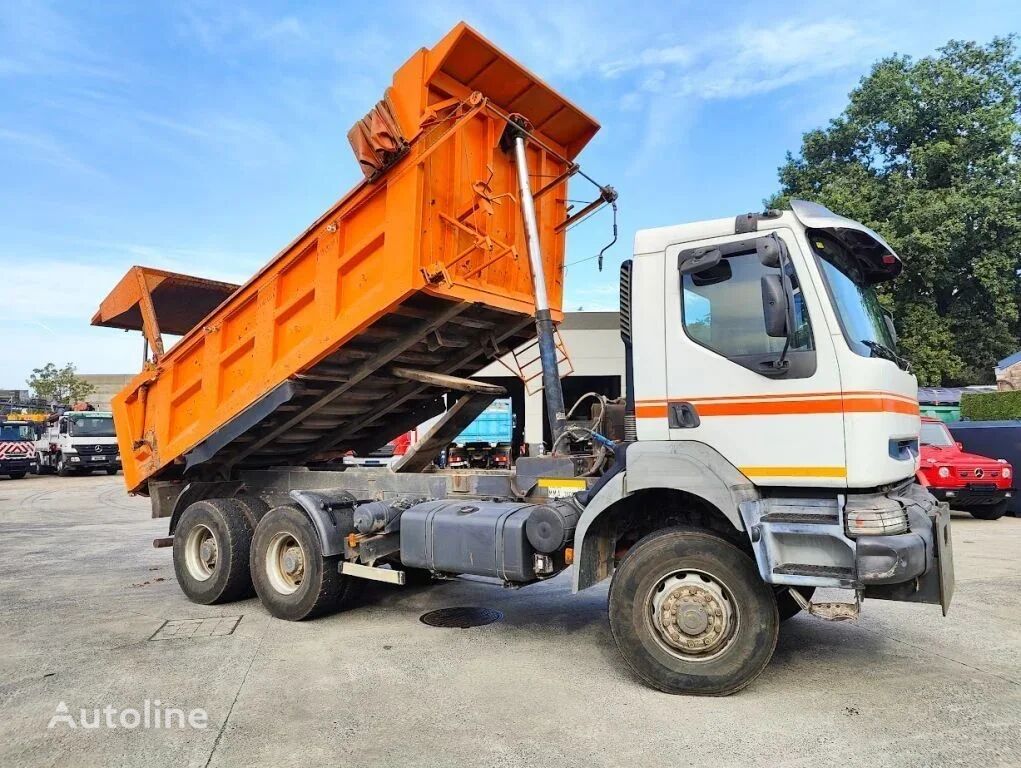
94,23 -> 952,695
34,411 -> 120,476
0,420 -> 36,479
919,416 -> 1014,519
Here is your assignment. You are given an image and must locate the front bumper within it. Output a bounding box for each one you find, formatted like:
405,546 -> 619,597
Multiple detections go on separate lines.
929,485 -> 1013,507
68,454 -> 121,469
742,482 -> 954,615
861,483 -> 954,615
0,458 -> 32,474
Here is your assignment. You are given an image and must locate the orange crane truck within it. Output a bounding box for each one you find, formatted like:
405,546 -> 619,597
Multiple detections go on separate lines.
95,23 -> 952,695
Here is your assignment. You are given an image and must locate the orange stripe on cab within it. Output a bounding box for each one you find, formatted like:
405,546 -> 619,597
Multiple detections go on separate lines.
635,393 -> 919,418
740,465 -> 848,478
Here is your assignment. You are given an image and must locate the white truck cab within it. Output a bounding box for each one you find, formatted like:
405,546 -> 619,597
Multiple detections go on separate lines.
630,200 -> 918,488
35,411 -> 120,477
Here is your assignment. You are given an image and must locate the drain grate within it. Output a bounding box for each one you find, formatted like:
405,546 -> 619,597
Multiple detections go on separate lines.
420,606 -> 503,628
149,616 -> 242,641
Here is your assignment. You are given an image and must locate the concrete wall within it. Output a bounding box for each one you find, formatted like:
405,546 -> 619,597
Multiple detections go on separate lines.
80,374 -> 134,411
475,312 -> 624,447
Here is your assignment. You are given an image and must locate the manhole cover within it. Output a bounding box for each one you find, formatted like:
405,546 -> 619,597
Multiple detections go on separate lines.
149,616 -> 242,640
420,607 -> 503,628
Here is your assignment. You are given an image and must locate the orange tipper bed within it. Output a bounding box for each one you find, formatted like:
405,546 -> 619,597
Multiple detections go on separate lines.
93,22 -> 601,495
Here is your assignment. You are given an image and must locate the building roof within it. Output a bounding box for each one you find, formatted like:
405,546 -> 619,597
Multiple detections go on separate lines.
996,350 -> 1021,370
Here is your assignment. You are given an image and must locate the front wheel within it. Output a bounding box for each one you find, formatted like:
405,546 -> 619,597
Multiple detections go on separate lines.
106,468 -> 119,476
251,506 -> 351,621
8,472 -> 27,480
966,501 -> 1008,521
56,456 -> 72,477
608,527 -> 779,696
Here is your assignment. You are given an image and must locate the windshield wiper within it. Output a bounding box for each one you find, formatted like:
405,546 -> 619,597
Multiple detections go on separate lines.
861,340 -> 911,371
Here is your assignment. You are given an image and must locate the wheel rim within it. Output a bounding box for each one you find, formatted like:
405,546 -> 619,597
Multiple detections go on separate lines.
265,532 -> 305,595
646,569 -> 739,661
184,524 -> 218,581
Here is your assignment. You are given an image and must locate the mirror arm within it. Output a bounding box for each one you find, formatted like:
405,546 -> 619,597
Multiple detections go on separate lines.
771,246 -> 796,371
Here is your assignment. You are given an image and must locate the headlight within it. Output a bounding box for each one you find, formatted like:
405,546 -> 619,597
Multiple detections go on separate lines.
937,466 -> 951,479
1003,467 -> 1012,479
845,506 -> 909,537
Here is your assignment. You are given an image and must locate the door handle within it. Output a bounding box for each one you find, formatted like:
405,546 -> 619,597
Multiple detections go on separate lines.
668,401 -> 700,429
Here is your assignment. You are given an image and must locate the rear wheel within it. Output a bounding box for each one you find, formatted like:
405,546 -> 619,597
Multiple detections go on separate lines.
608,527 -> 779,696
251,506 -> 351,621
966,501 -> 1008,520
172,498 -> 254,604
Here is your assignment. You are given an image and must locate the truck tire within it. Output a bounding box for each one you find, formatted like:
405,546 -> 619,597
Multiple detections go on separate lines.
172,499 -> 254,604
8,472 -> 27,480
775,586 -> 815,621
608,527 -> 779,696
251,506 -> 351,621
106,468 -> 119,476
56,456 -> 72,477
966,502 -> 1008,521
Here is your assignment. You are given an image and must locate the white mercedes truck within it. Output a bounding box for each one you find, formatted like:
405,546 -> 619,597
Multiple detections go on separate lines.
34,411 -> 121,476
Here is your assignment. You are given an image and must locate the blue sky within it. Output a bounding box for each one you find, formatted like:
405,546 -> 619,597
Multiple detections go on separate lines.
1,0 -> 1019,387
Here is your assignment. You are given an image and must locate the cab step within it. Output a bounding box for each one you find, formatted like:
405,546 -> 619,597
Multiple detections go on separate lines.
787,587 -> 859,622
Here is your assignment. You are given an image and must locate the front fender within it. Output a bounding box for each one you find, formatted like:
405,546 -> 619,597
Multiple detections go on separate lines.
571,441 -> 757,592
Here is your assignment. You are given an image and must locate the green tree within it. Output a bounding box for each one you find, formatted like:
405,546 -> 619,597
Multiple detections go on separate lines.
27,363 -> 96,405
769,37 -> 1021,385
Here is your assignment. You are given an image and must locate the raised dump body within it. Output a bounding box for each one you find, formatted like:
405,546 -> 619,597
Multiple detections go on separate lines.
94,23 -> 600,495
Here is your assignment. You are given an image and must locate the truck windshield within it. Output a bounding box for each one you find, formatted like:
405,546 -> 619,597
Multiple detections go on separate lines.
0,424 -> 33,440
920,421 -> 955,447
810,233 -> 897,360
68,415 -> 115,437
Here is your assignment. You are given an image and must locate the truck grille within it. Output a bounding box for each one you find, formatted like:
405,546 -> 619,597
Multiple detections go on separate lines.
77,444 -> 118,456
958,468 -> 998,478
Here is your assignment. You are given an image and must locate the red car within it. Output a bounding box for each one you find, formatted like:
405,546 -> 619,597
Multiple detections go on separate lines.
918,417 -> 1014,520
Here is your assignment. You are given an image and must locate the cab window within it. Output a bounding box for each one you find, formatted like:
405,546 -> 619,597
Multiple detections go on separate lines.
0,424 -> 32,440
680,236 -> 814,377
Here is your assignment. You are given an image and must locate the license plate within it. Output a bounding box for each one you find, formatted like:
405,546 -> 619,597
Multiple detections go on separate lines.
92,456 -> 105,461
935,503 -> 955,616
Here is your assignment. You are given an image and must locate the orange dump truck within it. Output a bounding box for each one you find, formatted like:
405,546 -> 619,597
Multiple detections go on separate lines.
94,22 -> 952,697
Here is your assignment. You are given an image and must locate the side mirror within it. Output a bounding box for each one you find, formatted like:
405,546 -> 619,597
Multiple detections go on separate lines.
679,247 -> 722,275
760,274 -> 789,337
757,237 -> 782,268
58,420 -> 67,435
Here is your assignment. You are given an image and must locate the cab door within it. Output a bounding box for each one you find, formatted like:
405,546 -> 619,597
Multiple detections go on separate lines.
661,227 -> 846,488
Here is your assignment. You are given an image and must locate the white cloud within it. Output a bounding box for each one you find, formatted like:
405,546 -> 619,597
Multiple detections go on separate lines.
565,283 -> 619,312
0,322 -> 141,386
175,4 -> 309,57
609,17 -> 886,172
0,127 -> 103,177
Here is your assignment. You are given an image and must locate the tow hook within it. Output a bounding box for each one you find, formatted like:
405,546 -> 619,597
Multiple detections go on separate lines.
789,588 -> 860,621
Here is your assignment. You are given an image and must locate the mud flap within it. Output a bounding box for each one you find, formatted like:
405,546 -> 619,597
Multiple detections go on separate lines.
934,502 -> 955,616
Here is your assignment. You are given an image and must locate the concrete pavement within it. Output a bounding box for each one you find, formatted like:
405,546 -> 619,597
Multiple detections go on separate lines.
1,473 -> 1019,767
